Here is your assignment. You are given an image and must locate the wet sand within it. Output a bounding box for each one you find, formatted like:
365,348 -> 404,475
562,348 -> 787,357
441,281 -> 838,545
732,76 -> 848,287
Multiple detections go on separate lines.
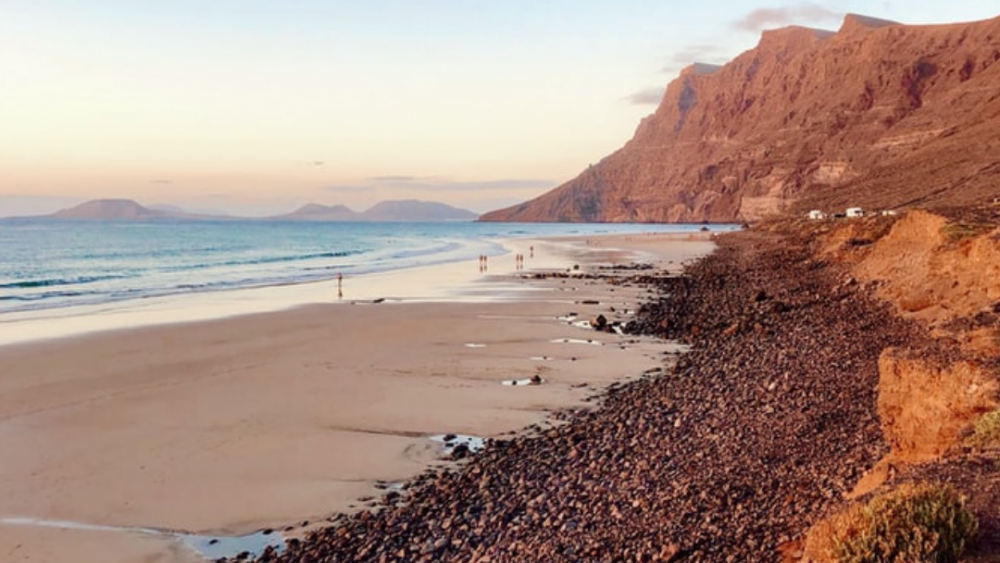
0,233 -> 714,563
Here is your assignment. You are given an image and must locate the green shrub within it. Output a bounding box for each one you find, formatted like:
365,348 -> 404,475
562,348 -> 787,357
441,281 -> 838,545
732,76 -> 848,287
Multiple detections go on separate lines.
828,483 -> 977,563
969,405 -> 1000,448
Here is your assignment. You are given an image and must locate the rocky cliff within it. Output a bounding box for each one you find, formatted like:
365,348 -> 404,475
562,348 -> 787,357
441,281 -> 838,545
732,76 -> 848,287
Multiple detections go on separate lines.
481,13 -> 1000,223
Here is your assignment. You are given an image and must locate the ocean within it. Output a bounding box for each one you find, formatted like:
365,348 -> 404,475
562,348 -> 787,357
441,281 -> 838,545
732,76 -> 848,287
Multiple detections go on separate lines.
0,219 -> 736,316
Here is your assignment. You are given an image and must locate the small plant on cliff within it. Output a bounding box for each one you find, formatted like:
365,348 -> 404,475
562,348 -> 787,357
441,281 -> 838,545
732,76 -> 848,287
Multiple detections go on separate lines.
816,483 -> 976,563
969,405 -> 1000,448
942,221 -> 991,243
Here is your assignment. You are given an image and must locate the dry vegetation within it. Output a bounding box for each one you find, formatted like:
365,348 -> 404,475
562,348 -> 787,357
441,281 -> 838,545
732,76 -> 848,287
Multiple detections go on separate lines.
807,483 -> 977,563
968,406 -> 1000,449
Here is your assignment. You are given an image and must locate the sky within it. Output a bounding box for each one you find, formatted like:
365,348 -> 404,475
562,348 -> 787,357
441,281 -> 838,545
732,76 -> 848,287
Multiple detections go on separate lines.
1,1 -> 998,216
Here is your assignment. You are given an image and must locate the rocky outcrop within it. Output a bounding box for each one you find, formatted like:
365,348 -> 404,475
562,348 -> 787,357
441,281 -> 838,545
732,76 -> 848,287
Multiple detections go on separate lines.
778,208 -> 1000,558
877,349 -> 997,463
481,13 -> 1000,223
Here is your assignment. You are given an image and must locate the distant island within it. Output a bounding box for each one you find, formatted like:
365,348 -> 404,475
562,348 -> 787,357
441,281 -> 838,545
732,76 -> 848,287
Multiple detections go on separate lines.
14,198 -> 479,222
273,200 -> 479,222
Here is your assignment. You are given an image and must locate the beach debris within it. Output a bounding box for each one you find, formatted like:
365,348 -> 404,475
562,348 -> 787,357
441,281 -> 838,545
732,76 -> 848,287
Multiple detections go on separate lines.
502,374 -> 545,387
429,434 -> 485,459
591,314 -> 608,330
550,338 -> 604,346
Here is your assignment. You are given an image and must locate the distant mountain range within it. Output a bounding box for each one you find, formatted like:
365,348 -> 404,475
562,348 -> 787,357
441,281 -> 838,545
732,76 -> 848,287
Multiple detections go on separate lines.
274,200 -> 478,221
16,198 -> 479,222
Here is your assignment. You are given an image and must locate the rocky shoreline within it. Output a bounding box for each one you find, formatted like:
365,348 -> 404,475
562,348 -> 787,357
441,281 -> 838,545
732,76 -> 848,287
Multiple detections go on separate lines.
239,229 -> 932,563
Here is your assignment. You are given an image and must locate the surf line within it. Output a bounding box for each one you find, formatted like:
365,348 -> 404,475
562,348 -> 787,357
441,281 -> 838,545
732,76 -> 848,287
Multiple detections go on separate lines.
0,516 -> 285,559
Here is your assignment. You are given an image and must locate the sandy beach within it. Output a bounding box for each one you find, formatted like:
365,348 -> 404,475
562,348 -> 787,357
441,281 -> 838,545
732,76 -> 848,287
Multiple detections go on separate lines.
0,233 -> 714,563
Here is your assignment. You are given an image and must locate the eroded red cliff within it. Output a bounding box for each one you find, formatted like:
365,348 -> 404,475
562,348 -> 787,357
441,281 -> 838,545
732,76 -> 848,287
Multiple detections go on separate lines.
481,13 -> 1000,223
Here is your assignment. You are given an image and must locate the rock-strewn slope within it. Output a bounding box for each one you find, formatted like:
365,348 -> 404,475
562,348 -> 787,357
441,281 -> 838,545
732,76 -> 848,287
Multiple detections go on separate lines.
245,231 -> 926,563
481,13 -> 1000,223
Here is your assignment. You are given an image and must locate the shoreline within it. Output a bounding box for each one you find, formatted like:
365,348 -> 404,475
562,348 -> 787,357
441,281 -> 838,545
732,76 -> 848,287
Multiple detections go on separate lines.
0,232 -> 714,563
0,230 -> 717,349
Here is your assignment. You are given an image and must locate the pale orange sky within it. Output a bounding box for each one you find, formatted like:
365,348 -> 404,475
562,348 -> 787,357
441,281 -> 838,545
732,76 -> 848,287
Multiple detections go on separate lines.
2,1 -> 997,216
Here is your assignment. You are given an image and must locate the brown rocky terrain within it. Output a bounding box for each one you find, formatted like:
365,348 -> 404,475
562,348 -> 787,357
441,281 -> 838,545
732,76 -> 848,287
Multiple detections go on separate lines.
232,208 -> 1000,563
480,13 -> 1000,223
237,228 -> 939,563
761,209 -> 1000,561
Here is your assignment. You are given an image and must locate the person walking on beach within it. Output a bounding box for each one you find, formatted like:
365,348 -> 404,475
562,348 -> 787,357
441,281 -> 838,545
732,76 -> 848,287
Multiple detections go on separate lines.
337,272 -> 343,299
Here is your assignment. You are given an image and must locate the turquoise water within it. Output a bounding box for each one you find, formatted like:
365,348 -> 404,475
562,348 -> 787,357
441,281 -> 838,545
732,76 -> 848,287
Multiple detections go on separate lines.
0,219 -> 736,315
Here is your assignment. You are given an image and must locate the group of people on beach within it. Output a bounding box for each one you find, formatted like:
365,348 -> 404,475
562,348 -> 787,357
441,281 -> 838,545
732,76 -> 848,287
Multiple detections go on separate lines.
335,245 -> 537,293
517,246 -> 535,269
480,246 -> 535,273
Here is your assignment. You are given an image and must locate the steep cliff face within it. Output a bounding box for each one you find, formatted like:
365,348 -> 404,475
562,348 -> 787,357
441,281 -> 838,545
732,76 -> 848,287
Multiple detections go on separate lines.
481,13 -> 1000,223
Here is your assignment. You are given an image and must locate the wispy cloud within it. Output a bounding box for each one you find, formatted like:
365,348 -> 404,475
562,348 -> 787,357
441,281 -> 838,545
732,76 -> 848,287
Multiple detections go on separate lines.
370,175 -> 417,182
298,160 -> 325,167
150,179 -> 173,185
626,87 -> 666,105
664,45 -> 728,72
734,2 -> 842,32
321,185 -> 377,194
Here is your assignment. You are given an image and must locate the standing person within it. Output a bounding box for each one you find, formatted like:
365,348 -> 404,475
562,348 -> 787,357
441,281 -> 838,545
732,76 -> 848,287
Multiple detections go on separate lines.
337,272 -> 343,299
529,245 -> 534,259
